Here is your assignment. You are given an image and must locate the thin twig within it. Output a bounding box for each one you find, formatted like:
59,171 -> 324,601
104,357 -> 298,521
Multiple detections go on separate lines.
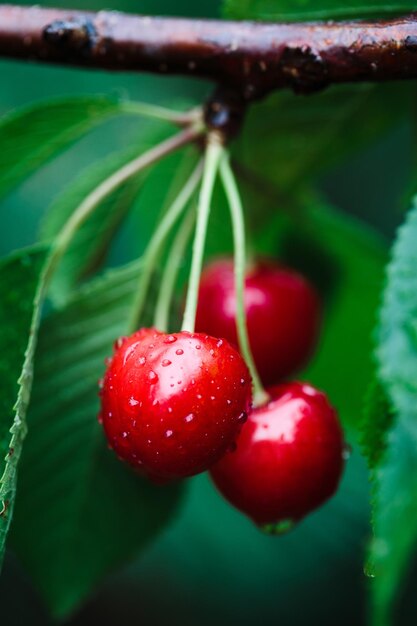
44,124 -> 203,288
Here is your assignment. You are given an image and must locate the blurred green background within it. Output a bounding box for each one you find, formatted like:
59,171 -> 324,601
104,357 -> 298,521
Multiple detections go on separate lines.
0,1 -> 414,625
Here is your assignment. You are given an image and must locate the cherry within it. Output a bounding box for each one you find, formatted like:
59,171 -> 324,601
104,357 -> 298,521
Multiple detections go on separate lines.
195,258 -> 321,386
210,382 -> 344,532
99,328 -> 252,481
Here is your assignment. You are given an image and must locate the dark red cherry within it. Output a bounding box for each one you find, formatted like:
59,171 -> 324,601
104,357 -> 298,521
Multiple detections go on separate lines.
99,328 -> 252,480
195,258 -> 321,386
210,382 -> 344,532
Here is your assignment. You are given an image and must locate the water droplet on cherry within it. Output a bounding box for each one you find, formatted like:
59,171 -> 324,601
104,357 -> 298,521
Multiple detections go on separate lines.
148,371 -> 158,384
114,336 -> 127,351
237,411 -> 248,424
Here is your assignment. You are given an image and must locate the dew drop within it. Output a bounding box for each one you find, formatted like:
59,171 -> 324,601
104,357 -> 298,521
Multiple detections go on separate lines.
176,348 -> 184,355
240,378 -> 246,385
196,394 -> 203,400
148,371 -> 158,384
195,344 -> 201,350
164,335 -> 177,344
162,359 -> 172,367
364,561 -> 376,578
129,397 -> 139,407
165,429 -> 174,438
209,349 -> 215,356
108,411 -> 113,418
168,407 -> 173,413
114,336 -> 127,350
210,395 -> 216,401
342,443 -> 352,461
185,413 -> 195,423
237,411 -> 248,424
216,339 -> 224,348
226,399 -> 232,406
121,431 -> 128,439
139,356 -> 146,365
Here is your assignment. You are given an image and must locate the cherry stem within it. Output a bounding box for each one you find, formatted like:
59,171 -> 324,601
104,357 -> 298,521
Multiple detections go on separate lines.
127,158 -> 204,332
154,207 -> 196,332
43,124 -> 203,290
122,101 -> 203,126
181,135 -> 223,333
219,152 -> 269,407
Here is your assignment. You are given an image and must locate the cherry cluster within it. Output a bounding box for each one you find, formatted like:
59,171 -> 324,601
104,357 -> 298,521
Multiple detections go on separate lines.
99,257 -> 345,533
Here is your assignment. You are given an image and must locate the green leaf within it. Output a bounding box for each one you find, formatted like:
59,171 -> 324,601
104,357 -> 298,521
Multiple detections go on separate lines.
368,200 -> 417,626
11,260 -> 183,619
232,83 -> 413,192
0,96 -> 124,199
0,244 -> 50,565
360,378 -> 394,470
223,0 -> 417,20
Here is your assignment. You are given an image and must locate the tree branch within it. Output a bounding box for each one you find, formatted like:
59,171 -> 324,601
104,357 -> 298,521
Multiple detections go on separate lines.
2,4 -> 417,99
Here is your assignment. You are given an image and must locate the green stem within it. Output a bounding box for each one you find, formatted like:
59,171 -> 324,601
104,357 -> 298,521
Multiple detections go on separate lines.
154,208 -> 196,332
43,124 -> 203,289
219,153 -> 269,407
181,136 -> 223,332
122,100 -> 202,126
127,159 -> 204,332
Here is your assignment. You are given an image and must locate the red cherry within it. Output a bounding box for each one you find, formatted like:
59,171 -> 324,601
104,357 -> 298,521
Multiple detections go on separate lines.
210,382 -> 344,532
99,328 -> 252,480
195,258 -> 321,386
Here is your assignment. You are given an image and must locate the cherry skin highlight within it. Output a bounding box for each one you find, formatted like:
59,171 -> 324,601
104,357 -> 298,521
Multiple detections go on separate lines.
99,328 -> 252,481
210,382 -> 344,531
195,258 -> 321,386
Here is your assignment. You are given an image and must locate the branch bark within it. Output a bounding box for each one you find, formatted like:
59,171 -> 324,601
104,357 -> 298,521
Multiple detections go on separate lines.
2,4 -> 417,99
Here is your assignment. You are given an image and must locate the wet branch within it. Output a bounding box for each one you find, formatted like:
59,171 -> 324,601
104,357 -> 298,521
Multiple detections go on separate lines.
2,4 -> 417,99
